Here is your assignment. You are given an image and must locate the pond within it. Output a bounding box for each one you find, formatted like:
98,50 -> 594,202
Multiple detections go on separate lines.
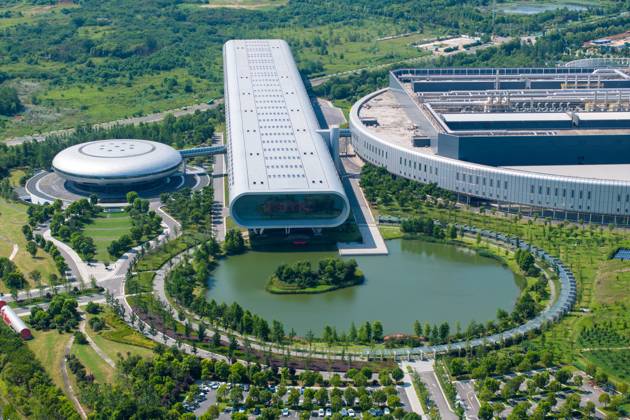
500,2 -> 587,15
206,239 -> 520,335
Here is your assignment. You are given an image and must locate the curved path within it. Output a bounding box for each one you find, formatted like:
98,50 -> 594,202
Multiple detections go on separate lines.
79,317 -> 116,368
62,331 -> 88,420
147,223 -> 576,361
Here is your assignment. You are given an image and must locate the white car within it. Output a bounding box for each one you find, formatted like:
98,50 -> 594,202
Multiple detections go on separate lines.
282,408 -> 290,417
348,409 -> 356,417
318,408 -> 325,417
384,408 -> 390,415
326,408 -> 332,417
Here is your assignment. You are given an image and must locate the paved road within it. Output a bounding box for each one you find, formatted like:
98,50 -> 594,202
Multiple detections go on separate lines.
399,362 -> 428,419
455,380 -> 479,420
211,133 -> 227,241
406,361 -> 457,420
4,101 -> 222,146
317,98 -> 346,127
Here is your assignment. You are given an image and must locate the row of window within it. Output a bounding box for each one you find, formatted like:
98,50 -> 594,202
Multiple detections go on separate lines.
456,172 -> 508,190
400,157 -> 439,176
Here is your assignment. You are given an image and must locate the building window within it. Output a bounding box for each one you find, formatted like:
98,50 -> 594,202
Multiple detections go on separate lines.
579,191 -> 583,199
555,188 -> 558,196
456,172 -> 460,181
571,190 -> 575,198
482,178 -> 486,186
587,191 -> 591,200
546,187 -> 550,195
563,189 -> 566,197
504,181 -> 508,189
476,176 -> 479,185
490,179 -> 493,187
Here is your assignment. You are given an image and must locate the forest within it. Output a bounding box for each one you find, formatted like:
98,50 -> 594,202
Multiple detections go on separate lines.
0,0 -> 627,137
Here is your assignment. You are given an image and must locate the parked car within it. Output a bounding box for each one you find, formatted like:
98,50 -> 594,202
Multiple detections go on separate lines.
318,408 -> 325,417
282,408 -> 290,417
326,408 -> 332,417
341,408 -> 348,417
348,409 -> 356,417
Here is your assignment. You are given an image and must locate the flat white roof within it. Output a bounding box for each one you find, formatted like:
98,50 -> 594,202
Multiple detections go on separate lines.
576,112 -> 630,121
442,112 -> 572,122
504,164 -> 630,182
223,39 -> 343,193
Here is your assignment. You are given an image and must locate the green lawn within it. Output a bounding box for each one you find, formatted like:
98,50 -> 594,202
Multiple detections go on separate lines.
83,211 -> 132,262
0,198 -> 58,291
71,340 -> 114,384
26,329 -> 70,391
84,308 -> 155,363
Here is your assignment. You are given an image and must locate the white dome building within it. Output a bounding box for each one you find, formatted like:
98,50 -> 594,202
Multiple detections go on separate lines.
52,139 -> 183,188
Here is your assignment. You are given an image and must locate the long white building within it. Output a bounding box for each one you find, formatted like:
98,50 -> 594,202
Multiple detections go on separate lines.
223,40 -> 349,229
350,67 -> 630,225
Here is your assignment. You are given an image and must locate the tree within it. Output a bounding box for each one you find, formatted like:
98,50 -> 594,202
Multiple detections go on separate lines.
413,320 -> 422,337
224,229 -> 245,254
0,86 -> 23,116
391,367 -> 404,383
478,403 -> 493,420
126,191 -> 139,204
198,322 -> 207,342
26,241 -> 38,258
372,321 -> 383,342
599,392 -> 610,407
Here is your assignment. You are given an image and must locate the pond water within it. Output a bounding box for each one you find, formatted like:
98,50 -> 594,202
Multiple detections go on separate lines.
500,2 -> 587,15
206,239 -> 520,335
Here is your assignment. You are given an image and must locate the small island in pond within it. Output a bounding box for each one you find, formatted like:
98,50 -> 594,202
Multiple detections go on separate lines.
266,257 -> 364,294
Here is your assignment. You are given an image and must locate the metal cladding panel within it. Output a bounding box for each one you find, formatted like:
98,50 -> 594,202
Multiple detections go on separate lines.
349,88 -> 630,217
223,39 -> 348,228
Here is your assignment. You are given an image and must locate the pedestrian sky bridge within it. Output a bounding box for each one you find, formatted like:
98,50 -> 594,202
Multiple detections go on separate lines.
179,145 -> 226,158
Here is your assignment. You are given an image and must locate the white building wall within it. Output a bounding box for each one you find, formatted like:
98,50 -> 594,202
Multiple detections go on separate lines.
350,89 -> 630,219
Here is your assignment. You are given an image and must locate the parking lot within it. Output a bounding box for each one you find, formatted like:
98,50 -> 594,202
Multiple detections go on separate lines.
188,380 -> 417,418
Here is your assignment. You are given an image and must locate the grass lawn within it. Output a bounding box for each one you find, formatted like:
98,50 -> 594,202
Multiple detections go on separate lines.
125,271 -> 156,294
71,341 -> 114,384
0,198 -> 58,292
82,211 -> 132,262
84,308 -> 154,362
26,329 -> 70,391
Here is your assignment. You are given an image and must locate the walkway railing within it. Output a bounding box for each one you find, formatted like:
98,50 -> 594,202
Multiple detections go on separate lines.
364,223 -> 576,359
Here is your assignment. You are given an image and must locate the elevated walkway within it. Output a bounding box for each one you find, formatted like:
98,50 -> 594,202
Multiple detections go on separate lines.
179,145 -> 226,158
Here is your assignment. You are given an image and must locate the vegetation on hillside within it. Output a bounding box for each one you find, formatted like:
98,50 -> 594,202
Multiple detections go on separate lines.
0,324 -> 78,419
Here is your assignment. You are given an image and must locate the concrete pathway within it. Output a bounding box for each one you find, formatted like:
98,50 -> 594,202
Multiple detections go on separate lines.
8,244 -> 18,261
406,360 -> 458,420
211,133 -> 227,242
79,318 -> 116,368
399,362 -> 428,419
337,155 -> 388,256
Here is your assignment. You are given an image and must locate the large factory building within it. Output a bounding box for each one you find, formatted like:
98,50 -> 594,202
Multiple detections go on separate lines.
350,66 -> 630,224
223,39 -> 349,230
